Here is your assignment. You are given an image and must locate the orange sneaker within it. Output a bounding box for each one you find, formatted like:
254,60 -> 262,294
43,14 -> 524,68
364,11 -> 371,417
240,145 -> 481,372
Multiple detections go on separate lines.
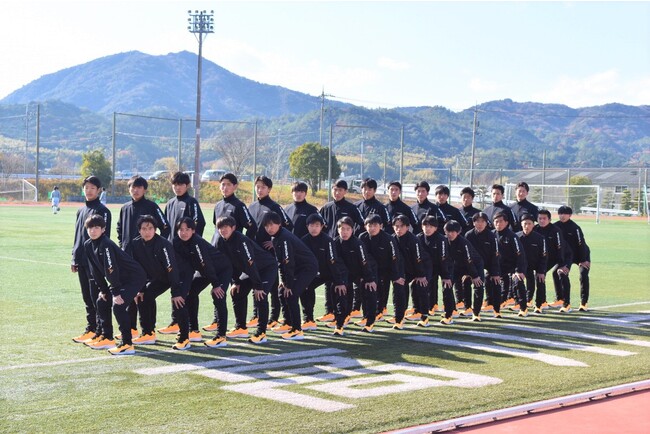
316,313 -> 335,322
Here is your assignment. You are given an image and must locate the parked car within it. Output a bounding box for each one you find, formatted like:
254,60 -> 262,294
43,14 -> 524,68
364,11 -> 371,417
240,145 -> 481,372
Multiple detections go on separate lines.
201,169 -> 227,182
148,170 -> 172,181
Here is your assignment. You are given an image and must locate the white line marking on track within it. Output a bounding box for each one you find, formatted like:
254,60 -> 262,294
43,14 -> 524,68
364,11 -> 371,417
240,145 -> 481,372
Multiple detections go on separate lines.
596,301 -> 650,309
0,256 -> 70,267
501,324 -> 650,347
0,355 -> 115,371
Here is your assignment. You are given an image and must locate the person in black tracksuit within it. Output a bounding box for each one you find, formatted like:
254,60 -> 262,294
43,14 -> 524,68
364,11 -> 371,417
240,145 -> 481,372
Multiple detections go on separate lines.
534,209 -> 570,308
301,214 -> 350,330
71,176 -> 112,343
284,181 -> 319,240
465,212 -> 502,315
359,214 -> 405,325
263,212 -> 318,339
460,187 -> 481,230
165,171 -> 206,241
417,215 -> 453,316
493,212 -> 528,315
319,179 -> 366,238
483,184 -> 518,229
355,178 -> 391,231
128,215 -> 193,349
173,217 -> 233,341
385,181 -> 420,235
444,220 -> 484,322
510,182 -> 539,232
411,181 -> 446,235
84,215 -> 146,353
210,173 -> 258,243
516,214 -> 548,313
392,214 -> 431,326
216,216 -> 278,343
434,184 -> 470,234
335,216 -> 379,332
554,205 -> 591,311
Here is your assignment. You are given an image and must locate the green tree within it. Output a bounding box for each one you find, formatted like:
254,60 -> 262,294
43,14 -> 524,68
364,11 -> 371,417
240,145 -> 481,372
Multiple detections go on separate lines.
289,142 -> 341,194
568,175 -> 591,212
80,149 -> 112,188
153,157 -> 178,172
620,189 -> 632,210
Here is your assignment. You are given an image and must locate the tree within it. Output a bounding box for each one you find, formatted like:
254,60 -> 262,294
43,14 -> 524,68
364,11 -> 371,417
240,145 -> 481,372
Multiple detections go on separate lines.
153,157 -> 178,172
207,128 -> 253,176
620,189 -> 632,210
568,175 -> 592,212
289,142 -> 341,194
80,149 -> 112,187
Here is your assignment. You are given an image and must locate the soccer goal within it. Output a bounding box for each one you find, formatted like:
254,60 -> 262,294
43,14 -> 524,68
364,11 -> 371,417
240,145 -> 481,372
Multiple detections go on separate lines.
0,178 -> 37,202
505,183 -> 603,222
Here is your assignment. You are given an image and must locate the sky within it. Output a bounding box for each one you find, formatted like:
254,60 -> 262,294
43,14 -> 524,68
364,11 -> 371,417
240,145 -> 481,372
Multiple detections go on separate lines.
1,1 -> 649,112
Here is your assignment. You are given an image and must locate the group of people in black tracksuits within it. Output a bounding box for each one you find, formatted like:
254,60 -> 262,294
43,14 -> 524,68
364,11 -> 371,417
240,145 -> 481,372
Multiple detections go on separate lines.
70,172 -> 591,356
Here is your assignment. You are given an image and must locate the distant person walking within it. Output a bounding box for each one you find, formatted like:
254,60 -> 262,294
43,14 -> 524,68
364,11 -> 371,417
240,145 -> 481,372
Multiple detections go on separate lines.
51,186 -> 61,214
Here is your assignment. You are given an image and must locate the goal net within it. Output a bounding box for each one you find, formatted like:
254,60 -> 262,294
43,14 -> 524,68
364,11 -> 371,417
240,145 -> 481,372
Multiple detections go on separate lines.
504,183 -> 602,221
0,178 -> 37,202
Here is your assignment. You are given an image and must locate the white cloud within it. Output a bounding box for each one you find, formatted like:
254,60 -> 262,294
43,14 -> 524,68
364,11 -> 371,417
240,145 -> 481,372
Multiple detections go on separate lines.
377,57 -> 411,71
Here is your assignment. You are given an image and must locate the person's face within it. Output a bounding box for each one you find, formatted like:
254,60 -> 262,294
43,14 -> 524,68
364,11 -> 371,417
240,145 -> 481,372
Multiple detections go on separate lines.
415,187 -> 428,203
474,218 -> 488,232
87,225 -> 105,240
177,223 -> 195,241
435,191 -> 449,205
292,190 -> 307,203
365,222 -> 381,237
493,217 -> 508,232
307,222 -> 323,237
83,183 -> 99,201
491,189 -> 503,203
332,187 -> 347,201
256,182 -> 270,199
521,219 -> 534,235
220,179 -> 237,197
445,230 -> 458,241
422,223 -> 437,236
173,183 -> 188,197
461,193 -> 474,208
139,222 -> 156,241
558,213 -> 571,223
538,214 -> 550,227
218,224 -> 235,240
388,185 -> 401,201
361,186 -> 376,201
264,222 -> 281,237
392,221 -> 409,237
337,223 -> 353,240
516,187 -> 528,202
129,184 -> 146,201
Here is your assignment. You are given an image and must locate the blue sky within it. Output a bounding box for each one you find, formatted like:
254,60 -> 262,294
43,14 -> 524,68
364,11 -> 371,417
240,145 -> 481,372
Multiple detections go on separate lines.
1,1 -> 648,111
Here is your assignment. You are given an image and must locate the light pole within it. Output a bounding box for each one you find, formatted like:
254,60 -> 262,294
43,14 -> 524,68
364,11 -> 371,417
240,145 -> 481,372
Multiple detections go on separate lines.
187,9 -> 214,199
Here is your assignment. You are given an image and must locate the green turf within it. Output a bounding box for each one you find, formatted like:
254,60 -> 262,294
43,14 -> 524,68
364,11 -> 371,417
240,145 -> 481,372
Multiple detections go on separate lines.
1,205 -> 649,434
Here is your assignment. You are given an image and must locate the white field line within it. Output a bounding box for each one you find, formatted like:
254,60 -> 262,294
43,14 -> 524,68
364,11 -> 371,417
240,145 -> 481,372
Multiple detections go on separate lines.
501,324 -> 650,348
0,256 -> 70,267
596,301 -> 650,309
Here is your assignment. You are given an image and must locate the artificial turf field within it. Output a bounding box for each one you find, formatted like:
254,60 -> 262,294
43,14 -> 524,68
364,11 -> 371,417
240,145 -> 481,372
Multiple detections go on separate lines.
0,204 -> 649,434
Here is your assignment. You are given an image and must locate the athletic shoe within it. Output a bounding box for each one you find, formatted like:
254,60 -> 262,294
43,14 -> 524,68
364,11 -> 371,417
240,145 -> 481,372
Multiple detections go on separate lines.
133,332 -> 156,345
540,302 -> 550,310
439,317 -> 453,325
517,309 -> 529,318
325,320 -> 338,328
108,343 -> 135,356
382,307 -> 389,315
302,321 -> 318,331
451,310 -> 460,318
281,329 -> 305,340
392,320 -> 405,330
494,312 -> 503,319
84,334 -> 103,346
481,304 -> 494,312
527,300 -> 534,308
202,322 -> 219,332
579,304 -> 589,312
549,300 -> 564,308
375,312 -> 384,322
349,310 -> 363,318
428,307 -> 437,316
333,328 -> 344,336
88,336 -> 116,350
510,305 -> 521,312
355,318 -> 367,327
559,305 -> 573,313
503,298 -> 516,307
455,302 -> 465,310
204,336 -> 227,348
405,307 -> 416,316
533,307 -> 543,314
188,331 -> 203,342
405,313 -> 421,321
471,314 -> 481,322
462,308 -> 473,317
115,329 -> 139,340
316,313 -> 335,322
362,324 -> 374,333
172,339 -> 191,351
158,323 -> 180,334
267,320 -> 279,328
248,332 -> 267,344
72,330 -> 95,343
435,304 -> 444,312
344,315 -> 351,326
226,328 -> 249,338
272,324 -> 292,334
246,317 -> 259,328
417,317 -> 430,327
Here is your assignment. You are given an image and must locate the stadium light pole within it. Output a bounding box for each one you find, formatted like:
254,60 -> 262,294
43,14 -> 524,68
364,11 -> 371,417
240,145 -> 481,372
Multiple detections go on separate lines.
188,9 -> 214,199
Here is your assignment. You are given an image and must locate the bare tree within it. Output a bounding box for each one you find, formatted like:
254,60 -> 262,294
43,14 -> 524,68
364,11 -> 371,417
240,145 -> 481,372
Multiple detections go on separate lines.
207,128 -> 254,175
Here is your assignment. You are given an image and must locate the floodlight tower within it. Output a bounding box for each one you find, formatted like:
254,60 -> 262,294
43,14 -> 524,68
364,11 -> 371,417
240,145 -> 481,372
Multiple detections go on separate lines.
187,9 -> 214,199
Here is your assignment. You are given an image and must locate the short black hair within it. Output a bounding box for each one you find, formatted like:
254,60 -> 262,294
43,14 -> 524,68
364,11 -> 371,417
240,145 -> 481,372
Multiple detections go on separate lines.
443,220 -> 461,233
538,209 -> 552,219
171,171 -> 191,185
84,214 -> 106,229
460,187 -> 475,198
82,176 -> 102,189
220,173 -> 238,184
520,213 -> 535,223
392,214 -> 410,227
472,212 -> 489,223
128,175 -> 148,190
337,216 -> 354,228
137,214 -> 158,230
291,181 -> 309,193
364,214 -> 383,226
516,182 -> 530,192
434,185 -> 450,196
361,178 -> 377,190
388,181 -> 402,190
421,215 -> 438,228
255,175 -> 273,189
334,179 -> 348,190
216,216 -> 237,229
175,217 -> 196,232
306,213 -> 325,226
493,211 -> 507,222
261,211 -> 282,227
415,181 -> 430,192
558,205 -> 573,215
491,184 -> 505,194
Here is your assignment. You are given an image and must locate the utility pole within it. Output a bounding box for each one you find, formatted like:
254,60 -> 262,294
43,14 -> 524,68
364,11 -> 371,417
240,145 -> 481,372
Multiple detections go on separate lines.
360,130 -> 365,180
319,88 -> 333,146
188,9 -> 214,200
469,105 -> 479,188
